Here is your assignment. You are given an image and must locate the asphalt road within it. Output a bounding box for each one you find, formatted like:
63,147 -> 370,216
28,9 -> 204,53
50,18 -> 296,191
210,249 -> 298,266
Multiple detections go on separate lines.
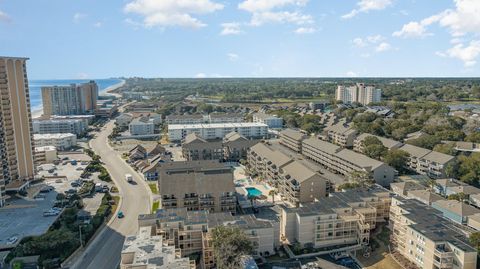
70,121 -> 151,269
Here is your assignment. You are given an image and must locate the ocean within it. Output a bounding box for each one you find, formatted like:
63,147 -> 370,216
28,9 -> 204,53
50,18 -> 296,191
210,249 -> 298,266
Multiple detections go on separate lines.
28,78 -> 123,112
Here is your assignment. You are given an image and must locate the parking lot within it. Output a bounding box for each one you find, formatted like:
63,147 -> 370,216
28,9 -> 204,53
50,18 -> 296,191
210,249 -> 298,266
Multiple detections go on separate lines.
0,156 -> 112,249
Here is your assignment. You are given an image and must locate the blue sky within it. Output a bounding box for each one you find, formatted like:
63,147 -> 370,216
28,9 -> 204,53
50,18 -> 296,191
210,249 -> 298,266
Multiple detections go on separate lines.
1,0 -> 479,79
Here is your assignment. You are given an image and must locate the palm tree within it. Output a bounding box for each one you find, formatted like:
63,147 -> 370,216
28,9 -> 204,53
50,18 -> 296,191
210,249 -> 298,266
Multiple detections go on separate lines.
268,189 -> 277,203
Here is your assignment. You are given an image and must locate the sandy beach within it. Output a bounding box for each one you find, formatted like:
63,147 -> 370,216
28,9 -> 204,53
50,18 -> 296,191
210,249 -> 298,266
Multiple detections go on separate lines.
31,79 -> 126,119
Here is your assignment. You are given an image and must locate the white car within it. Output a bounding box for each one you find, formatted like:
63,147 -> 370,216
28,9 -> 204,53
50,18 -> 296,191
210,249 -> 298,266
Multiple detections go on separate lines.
6,236 -> 18,245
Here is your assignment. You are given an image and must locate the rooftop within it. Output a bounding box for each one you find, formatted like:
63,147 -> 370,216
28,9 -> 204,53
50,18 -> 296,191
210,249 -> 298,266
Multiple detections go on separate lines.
280,128 -> 306,141
33,133 -> 76,139
168,122 -> 268,129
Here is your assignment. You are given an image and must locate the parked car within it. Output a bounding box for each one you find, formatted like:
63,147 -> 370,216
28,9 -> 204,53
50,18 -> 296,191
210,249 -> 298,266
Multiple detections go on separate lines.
40,186 -> 54,193
76,167 -> 84,171
6,236 -> 18,245
43,210 -> 59,217
55,179 -> 63,183
71,182 -> 80,187
117,211 -> 124,218
65,189 -> 77,194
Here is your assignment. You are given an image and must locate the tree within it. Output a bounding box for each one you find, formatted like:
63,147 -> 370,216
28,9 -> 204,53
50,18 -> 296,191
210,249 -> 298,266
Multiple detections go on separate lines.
465,132 -> 480,143
456,153 -> 480,185
268,189 -> 277,203
349,171 -> 374,188
469,232 -> 480,253
211,226 -> 254,269
433,143 -> 457,155
384,149 -> 410,173
448,192 -> 468,202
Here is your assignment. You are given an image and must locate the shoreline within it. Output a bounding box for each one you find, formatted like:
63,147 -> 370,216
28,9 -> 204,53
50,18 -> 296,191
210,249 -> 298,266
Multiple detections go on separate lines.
31,79 -> 126,119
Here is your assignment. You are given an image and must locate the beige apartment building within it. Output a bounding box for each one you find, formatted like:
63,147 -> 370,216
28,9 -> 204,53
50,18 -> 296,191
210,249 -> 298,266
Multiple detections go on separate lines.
353,133 -> 403,153
247,142 -> 293,187
399,144 -> 455,178
121,226 -> 195,269
0,57 -> 36,207
336,83 -> 381,105
279,128 -> 307,153
323,121 -> 358,147
302,137 -> 395,186
281,186 -> 390,249
156,161 -> 236,213
138,208 -> 277,268
182,133 -> 223,161
390,197 -> 477,269
223,131 -> 258,162
42,81 -> 98,116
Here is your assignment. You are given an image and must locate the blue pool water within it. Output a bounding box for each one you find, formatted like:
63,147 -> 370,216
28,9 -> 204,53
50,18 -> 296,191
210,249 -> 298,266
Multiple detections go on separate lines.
246,187 -> 262,197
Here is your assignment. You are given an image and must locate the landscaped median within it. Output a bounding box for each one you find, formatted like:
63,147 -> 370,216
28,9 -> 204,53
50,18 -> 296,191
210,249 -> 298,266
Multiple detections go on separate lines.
5,193 -> 117,268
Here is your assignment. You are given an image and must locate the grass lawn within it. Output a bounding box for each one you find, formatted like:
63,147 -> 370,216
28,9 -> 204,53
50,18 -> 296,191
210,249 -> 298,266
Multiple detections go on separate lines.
149,183 -> 159,194
109,196 -> 120,220
152,201 -> 160,213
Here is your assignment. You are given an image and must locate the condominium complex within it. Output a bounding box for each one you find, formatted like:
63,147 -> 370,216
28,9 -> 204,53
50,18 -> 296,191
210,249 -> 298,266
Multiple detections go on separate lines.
223,132 -> 258,162
279,129 -> 307,153
399,144 -> 455,178
41,81 -> 98,116
302,137 -> 395,186
247,143 -> 328,205
323,121 -> 358,147
182,133 -> 223,161
0,57 -> 36,207
390,197 -> 477,269
168,122 -> 268,141
336,83 -> 381,105
33,133 -> 77,150
121,226 -> 195,269
252,112 -> 283,129
165,113 -> 244,125
129,117 -> 155,136
353,133 -> 403,152
281,186 -> 390,249
33,118 -> 88,136
138,208 -> 277,267
34,146 -> 57,165
155,161 -> 236,213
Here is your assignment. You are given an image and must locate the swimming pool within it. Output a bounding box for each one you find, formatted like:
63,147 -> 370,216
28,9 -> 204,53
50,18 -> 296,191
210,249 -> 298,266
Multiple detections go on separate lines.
246,187 -> 262,197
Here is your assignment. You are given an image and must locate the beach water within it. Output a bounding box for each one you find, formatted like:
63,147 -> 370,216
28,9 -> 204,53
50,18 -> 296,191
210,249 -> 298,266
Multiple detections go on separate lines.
28,78 -> 123,113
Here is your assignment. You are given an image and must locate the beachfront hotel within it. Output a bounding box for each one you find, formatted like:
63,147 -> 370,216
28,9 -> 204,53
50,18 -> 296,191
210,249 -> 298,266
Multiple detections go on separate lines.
41,80 -> 98,116
0,57 -> 36,207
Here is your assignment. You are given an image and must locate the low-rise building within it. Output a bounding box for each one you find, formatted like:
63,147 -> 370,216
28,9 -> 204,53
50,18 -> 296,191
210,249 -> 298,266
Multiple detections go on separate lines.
182,133 -> 223,161
121,226 -> 195,269
390,181 -> 426,198
34,146 -> 57,165
247,143 -> 293,187
116,113 -> 134,127
390,197 -> 478,269
156,161 -> 236,213
252,113 -> 283,129
279,129 -> 307,153
130,117 -> 155,136
138,208 -> 278,266
406,189 -> 444,206
33,118 -> 88,136
208,113 -> 244,123
165,114 -> 205,125
281,186 -> 390,249
353,133 -> 403,152
399,144 -> 455,178
302,137 -> 395,186
168,123 -> 268,141
33,133 -> 77,150
223,132 -> 258,162
323,122 -> 357,147
431,199 -> 480,225
277,161 -> 328,206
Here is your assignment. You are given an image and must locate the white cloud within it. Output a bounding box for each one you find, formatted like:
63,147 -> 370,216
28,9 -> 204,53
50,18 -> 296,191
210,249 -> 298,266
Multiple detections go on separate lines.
342,0 -> 393,19
227,53 -> 239,61
76,72 -> 89,79
346,71 -> 359,77
375,42 -> 392,52
352,35 -> 384,47
294,27 -> 316,34
438,40 -> 480,67
220,22 -> 243,35
195,73 -> 207,78
124,0 -> 224,29
73,13 -> 87,23
238,0 -> 313,27
250,11 -> 313,26
93,22 -> 103,28
0,10 -> 11,23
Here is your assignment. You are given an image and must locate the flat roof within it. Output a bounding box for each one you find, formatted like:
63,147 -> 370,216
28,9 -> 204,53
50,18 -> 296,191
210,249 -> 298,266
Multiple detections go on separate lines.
168,122 -> 268,129
33,133 -> 76,139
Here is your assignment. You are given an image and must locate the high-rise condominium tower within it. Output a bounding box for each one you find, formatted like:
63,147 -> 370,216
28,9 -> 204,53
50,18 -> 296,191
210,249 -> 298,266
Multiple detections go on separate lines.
0,57 -> 36,207
41,81 -> 98,116
336,83 -> 381,105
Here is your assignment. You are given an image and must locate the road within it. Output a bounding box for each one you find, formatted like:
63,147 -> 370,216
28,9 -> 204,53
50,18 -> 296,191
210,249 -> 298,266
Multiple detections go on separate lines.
69,121 -> 152,269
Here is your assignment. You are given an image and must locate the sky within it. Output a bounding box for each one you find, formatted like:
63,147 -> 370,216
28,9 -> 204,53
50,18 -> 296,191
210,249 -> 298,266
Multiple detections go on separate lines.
1,0 -> 480,79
